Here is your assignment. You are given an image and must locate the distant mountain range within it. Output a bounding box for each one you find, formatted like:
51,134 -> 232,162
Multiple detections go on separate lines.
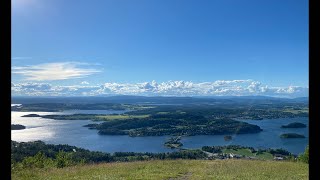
12,95 -> 308,104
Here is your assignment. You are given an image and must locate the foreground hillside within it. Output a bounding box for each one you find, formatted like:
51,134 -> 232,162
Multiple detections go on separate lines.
12,159 -> 308,180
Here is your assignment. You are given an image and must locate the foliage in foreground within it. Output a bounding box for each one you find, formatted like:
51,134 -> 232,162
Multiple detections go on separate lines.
12,140 -> 308,173
11,141 -> 207,170
12,159 -> 309,180
297,145 -> 309,163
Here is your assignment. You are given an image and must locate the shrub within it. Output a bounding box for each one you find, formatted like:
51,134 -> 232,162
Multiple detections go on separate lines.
21,152 -> 54,169
55,151 -> 75,168
298,145 -> 309,163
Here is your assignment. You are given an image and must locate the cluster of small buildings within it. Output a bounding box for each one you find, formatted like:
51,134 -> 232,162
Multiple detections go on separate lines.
273,154 -> 285,160
205,152 -> 287,161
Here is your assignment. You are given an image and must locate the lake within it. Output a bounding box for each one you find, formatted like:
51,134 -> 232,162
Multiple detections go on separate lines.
11,110 -> 308,155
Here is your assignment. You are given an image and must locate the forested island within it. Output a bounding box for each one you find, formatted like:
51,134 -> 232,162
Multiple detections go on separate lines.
21,114 -> 41,117
37,112 -> 262,136
164,136 -> 183,149
11,124 -> 26,130
281,122 -> 307,128
280,133 -> 306,138
224,135 -> 233,141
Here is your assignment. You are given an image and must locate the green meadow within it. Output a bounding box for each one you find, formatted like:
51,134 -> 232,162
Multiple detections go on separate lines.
12,159 -> 308,180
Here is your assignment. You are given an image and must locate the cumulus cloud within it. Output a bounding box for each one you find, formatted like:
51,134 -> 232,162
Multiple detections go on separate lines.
12,62 -> 101,81
11,80 -> 308,98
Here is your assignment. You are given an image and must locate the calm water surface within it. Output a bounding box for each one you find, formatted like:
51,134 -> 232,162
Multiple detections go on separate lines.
11,110 -> 308,155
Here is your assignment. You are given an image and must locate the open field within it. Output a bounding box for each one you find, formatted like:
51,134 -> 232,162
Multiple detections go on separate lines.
221,148 -> 273,160
12,159 -> 308,180
282,107 -> 309,115
256,152 -> 274,160
223,148 -> 256,157
94,114 -> 150,121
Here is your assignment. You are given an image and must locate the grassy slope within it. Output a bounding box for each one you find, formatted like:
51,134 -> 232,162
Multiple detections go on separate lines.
222,148 -> 255,157
12,159 -> 308,180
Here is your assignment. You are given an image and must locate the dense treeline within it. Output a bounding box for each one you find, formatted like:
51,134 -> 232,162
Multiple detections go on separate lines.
11,141 -> 207,169
202,145 -> 257,153
201,145 -> 292,156
11,141 -> 110,163
125,104 -> 308,120
11,141 -> 309,171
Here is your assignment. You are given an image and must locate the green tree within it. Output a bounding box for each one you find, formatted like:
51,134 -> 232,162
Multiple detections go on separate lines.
298,145 -> 309,163
21,151 -> 54,168
55,151 -> 74,168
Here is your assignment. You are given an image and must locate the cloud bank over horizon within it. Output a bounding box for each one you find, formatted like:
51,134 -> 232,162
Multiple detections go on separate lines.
11,80 -> 308,98
12,62 -> 101,81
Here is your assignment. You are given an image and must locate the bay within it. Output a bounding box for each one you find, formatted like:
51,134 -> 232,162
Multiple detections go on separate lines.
11,110 -> 308,155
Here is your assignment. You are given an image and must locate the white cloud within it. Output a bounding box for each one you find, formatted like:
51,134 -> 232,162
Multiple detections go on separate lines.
247,81 -> 264,93
81,81 -> 90,85
12,83 -> 100,96
12,62 -> 101,81
12,57 -> 32,60
11,80 -> 308,98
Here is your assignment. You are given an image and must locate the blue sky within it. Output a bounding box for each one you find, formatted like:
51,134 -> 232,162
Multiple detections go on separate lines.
11,0 -> 308,97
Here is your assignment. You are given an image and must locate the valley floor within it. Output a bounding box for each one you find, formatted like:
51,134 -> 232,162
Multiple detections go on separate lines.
12,159 -> 308,180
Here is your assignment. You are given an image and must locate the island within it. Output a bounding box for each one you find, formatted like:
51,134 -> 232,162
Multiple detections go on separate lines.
281,122 -> 307,128
83,123 -> 100,129
40,112 -> 263,137
224,135 -> 232,141
21,114 -> 41,117
11,124 -> 26,130
280,133 -> 305,138
164,136 -> 183,149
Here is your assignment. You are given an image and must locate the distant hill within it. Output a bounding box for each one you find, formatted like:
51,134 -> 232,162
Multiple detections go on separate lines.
292,97 -> 308,102
12,95 -> 308,105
